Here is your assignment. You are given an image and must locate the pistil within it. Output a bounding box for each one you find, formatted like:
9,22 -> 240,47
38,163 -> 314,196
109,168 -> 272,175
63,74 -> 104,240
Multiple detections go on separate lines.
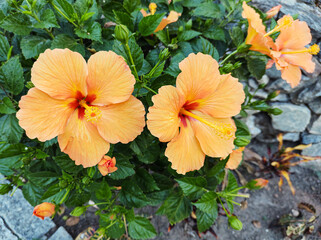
281,44 -> 320,55
263,15 -> 293,37
79,100 -> 102,122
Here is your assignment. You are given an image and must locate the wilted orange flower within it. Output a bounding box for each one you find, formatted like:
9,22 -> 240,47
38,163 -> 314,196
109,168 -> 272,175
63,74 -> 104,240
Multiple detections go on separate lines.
266,5 -> 282,19
254,178 -> 269,188
17,49 -> 145,167
98,156 -> 117,176
225,147 -> 245,170
33,202 -> 55,220
147,53 -> 245,174
140,3 -> 181,33
242,2 -> 319,87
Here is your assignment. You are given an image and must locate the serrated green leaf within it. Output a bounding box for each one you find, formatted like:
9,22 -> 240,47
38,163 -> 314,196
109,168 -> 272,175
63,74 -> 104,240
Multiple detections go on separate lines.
230,26 -> 244,47
225,171 -> 238,193
155,30 -> 170,45
193,2 -> 221,18
128,216 -> 157,239
192,37 -> 219,60
204,28 -> 226,42
193,191 -> 218,216
22,182 -> 44,206
0,143 -> 29,175
54,155 -> 83,174
134,168 -> 160,193
0,56 -> 24,95
0,13 -> 32,35
247,55 -> 268,79
207,157 -> 228,177
157,188 -> 192,224
139,13 -> 165,36
0,97 -> 16,114
75,21 -> 102,42
52,0 -> 76,20
196,209 -> 216,232
70,206 -> 87,216
33,9 -> 59,29
176,177 -> 206,199
0,114 -> 23,143
114,10 -> 134,31
20,36 -> 51,59
164,52 -> 185,77
119,179 -> 148,208
93,180 -> 112,201
178,30 -> 201,41
124,0 -> 141,13
28,171 -> 59,186
0,35 -> 10,61
234,118 -> 251,147
41,184 -> 67,203
109,155 -> 135,180
51,34 -> 85,56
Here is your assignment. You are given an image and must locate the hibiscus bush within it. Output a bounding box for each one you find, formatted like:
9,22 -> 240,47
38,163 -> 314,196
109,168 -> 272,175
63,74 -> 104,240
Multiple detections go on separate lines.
0,0 -> 318,238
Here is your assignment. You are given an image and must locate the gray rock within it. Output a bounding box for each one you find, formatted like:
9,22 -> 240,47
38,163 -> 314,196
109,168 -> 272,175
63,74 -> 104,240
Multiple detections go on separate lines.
302,133 -> 321,144
257,74 -> 270,85
291,79 -> 321,104
254,89 -> 268,99
301,143 -> 321,171
271,103 -> 311,132
249,79 -> 258,89
48,227 -> 73,240
0,176 -> 55,240
245,115 -> 261,137
266,78 -> 292,93
266,65 -> 281,79
252,0 -> 321,38
308,97 -> 321,114
0,218 -> 18,240
309,116 -> 321,134
283,132 -> 300,142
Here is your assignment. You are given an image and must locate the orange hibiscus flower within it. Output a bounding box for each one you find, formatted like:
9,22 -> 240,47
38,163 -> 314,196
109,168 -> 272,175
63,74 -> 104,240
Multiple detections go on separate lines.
147,53 -> 245,174
140,3 -> 181,33
225,147 -> 244,170
266,5 -> 282,19
33,202 -> 55,220
98,156 -> 117,176
17,49 -> 145,167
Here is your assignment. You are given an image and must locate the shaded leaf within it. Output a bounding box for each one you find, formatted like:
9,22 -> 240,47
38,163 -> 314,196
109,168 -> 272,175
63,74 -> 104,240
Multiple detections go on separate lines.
128,216 -> 157,239
20,36 -> 51,59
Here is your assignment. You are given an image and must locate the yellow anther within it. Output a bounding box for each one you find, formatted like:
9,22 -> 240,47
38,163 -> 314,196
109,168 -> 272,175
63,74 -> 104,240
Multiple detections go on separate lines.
180,108 -> 234,140
79,100 -> 102,122
264,15 -> 293,37
149,2 -> 157,15
281,44 -> 320,55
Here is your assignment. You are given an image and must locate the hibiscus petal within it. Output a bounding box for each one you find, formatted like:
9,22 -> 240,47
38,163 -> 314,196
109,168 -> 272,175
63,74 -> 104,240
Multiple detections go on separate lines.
165,120 -> 205,175
16,88 -> 74,142
242,2 -> 266,35
190,111 -> 235,158
87,51 -> 135,106
199,74 -> 245,118
281,64 -> 302,88
58,109 -> 110,167
177,53 -> 221,102
154,11 -> 181,32
275,20 -> 312,50
97,96 -> 145,144
225,148 -> 244,170
31,49 -> 87,100
282,52 -> 315,73
147,86 -> 184,142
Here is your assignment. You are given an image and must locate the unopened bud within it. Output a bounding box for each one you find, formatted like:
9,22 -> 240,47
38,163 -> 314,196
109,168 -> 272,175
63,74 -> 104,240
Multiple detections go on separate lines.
267,90 -> 280,100
159,48 -> 170,61
228,215 -> 243,231
270,107 -> 282,115
114,24 -> 130,44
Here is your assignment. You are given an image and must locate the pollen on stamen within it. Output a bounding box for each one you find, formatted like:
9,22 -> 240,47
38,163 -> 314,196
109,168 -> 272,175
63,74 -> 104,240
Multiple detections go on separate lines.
84,106 -> 102,122
309,44 -> 320,55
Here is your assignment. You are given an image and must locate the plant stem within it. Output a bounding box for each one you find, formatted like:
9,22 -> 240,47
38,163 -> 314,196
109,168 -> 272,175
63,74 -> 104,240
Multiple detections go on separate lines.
59,188 -> 71,204
143,85 -> 157,94
125,43 -> 140,81
51,3 -> 78,27
218,196 -> 230,216
123,214 -> 128,238
223,193 -> 250,198
220,49 -> 238,66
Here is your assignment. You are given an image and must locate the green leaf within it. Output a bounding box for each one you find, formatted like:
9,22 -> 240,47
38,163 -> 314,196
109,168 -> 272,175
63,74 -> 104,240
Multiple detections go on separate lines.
230,26 -> 244,47
22,182 -> 44,206
164,52 -> 185,77
0,13 -> 32,35
70,206 -> 87,216
119,179 -> 148,208
247,55 -> 268,79
0,114 -> 23,144
109,155 -> 135,180
28,171 -> 59,186
44,137 -> 58,148
123,0 -> 141,13
147,61 -> 165,79
41,184 -> 67,203
178,30 -> 201,41
176,177 -> 206,199
193,2 -> 221,18
138,13 -> 165,36
128,216 -> 157,239
193,191 -> 218,216
113,38 -> 144,72
234,118 -> 251,147
93,180 -> 112,201
157,188 -> 192,224
203,28 -> 226,42
0,56 -> 24,95
196,209 -> 216,232
114,10 -> 134,31
0,143 -> 29,175
54,155 -> 83,174
52,0 -> 76,20
75,21 -> 102,42
0,35 -> 10,61
155,30 -> 170,45
0,97 -> 16,114
51,34 -> 85,56
33,9 -> 60,29
134,168 -> 160,193
192,37 -> 219,60
20,36 -> 51,59
225,171 -> 238,193
207,157 -> 229,177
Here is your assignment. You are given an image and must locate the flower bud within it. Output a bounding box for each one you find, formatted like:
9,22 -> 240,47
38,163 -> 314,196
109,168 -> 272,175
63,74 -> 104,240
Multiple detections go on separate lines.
228,215 -> 243,231
267,90 -> 280,100
98,156 -> 117,176
114,24 -> 130,44
33,202 -> 55,220
270,107 -> 282,115
82,176 -> 91,185
159,48 -> 170,61
254,178 -> 269,188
